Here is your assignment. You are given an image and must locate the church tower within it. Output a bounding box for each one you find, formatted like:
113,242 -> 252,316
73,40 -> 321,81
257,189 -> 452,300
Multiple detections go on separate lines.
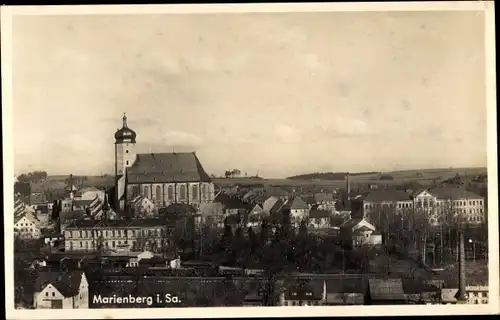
114,113 -> 137,210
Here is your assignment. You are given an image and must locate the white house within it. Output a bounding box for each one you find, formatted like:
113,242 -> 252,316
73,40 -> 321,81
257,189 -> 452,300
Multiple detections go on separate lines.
129,195 -> 158,218
286,197 -> 310,225
14,213 -> 41,239
75,187 -> 106,202
34,271 -> 89,309
308,209 -> 331,229
262,196 -> 280,214
126,251 -> 155,267
340,218 -> 381,248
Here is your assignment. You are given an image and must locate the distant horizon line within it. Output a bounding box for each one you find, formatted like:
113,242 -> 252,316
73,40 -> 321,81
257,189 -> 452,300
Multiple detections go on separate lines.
14,165 -> 488,180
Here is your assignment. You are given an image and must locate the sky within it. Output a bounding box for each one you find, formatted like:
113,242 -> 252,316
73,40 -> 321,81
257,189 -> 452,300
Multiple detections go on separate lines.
10,10 -> 488,178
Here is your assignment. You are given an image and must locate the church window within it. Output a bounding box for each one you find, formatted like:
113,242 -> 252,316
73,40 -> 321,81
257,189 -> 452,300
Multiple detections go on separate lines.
126,150 -> 129,153
202,185 -> 207,199
180,185 -> 186,200
132,186 -> 140,198
155,186 -> 162,205
126,161 -> 129,165
167,186 -> 174,200
144,186 -> 150,198
192,185 -> 198,200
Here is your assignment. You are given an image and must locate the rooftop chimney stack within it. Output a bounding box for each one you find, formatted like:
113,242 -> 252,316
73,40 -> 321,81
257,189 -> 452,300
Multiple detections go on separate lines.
346,172 -> 351,201
457,231 -> 467,302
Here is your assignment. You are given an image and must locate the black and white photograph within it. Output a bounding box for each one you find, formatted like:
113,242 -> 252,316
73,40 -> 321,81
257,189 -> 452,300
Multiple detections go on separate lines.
2,2 -> 498,319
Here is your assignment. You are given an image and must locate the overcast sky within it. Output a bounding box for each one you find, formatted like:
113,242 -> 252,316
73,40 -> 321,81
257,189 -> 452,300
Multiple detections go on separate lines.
11,10 -> 487,178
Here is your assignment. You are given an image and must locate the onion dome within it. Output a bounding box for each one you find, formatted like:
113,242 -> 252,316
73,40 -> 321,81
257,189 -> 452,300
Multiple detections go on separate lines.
114,113 -> 136,143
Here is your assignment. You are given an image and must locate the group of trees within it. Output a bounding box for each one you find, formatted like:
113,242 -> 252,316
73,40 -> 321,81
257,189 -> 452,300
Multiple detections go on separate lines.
287,172 -> 380,181
224,169 -> 242,178
16,171 -> 48,183
367,203 -> 488,268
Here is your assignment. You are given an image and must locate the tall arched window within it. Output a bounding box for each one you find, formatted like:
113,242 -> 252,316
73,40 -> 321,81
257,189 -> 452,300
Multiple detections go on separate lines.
179,185 -> 186,200
192,185 -> 198,200
167,186 -> 174,201
155,186 -> 162,205
201,184 -> 207,200
132,186 -> 140,198
143,186 -> 150,198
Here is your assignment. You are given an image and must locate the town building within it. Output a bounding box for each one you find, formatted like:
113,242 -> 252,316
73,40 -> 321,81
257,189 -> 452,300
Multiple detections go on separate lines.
324,279 -> 366,305
285,197 -> 310,222
128,195 -> 158,218
340,218 -> 381,248
114,114 -> 215,211
359,188 -> 485,227
14,213 -> 41,239
33,270 -> 89,309
279,280 -> 326,306
465,285 -> 489,304
308,209 -> 331,229
63,218 -> 175,253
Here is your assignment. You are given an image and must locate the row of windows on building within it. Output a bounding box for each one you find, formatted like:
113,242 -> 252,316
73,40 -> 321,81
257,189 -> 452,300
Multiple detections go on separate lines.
70,239 -> 170,249
134,184 -> 210,202
67,228 -> 163,239
429,215 -> 484,224
18,222 -> 35,227
365,200 -> 484,210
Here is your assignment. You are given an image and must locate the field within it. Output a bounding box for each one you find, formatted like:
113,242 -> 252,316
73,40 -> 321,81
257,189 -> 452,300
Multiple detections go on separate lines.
31,167 -> 486,192
212,167 -> 486,189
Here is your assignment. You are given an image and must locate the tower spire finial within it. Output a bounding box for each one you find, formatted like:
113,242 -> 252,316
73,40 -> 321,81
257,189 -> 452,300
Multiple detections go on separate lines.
122,112 -> 128,128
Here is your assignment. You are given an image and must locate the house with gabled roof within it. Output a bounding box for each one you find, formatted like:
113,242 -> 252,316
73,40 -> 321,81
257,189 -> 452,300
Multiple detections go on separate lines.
279,279 -> 326,306
34,270 -> 89,309
15,212 -> 41,240
340,218 -> 381,248
285,196 -> 310,221
262,196 -> 280,214
367,278 -> 407,305
129,194 -> 157,218
325,279 -> 366,305
308,209 -> 331,229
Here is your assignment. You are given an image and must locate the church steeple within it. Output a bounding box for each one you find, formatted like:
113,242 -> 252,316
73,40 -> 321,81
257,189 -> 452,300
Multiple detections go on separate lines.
122,113 -> 128,128
115,112 -> 136,144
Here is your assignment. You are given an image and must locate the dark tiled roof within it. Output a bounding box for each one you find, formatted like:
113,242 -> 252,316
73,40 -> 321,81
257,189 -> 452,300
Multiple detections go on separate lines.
341,218 -> 364,230
35,270 -> 84,298
287,197 -> 309,210
65,218 -> 170,229
315,193 -> 334,202
73,199 -> 94,208
364,190 -> 412,202
309,209 -> 331,219
301,196 -> 317,205
428,188 -> 483,200
402,278 -> 440,294
127,152 -> 211,184
326,279 -> 365,294
60,210 -> 86,222
368,278 -> 406,301
214,193 -> 250,210
163,203 -> 197,215
285,280 -> 323,300
14,182 -> 31,197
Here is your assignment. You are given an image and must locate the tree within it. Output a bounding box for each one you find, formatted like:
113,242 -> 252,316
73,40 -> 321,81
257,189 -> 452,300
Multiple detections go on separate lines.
247,227 -> 257,255
51,200 -> 61,222
17,170 -> 48,183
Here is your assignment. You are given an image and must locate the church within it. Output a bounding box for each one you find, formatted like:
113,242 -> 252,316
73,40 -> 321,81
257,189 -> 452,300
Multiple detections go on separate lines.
114,114 -> 215,211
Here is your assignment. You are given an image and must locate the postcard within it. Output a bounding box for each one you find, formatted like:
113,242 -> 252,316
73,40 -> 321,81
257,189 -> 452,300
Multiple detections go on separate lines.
2,2 -> 498,319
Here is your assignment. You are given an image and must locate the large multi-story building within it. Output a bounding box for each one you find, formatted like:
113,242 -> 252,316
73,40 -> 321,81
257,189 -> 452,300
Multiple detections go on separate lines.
114,114 -> 215,211
63,218 -> 175,253
359,188 -> 485,226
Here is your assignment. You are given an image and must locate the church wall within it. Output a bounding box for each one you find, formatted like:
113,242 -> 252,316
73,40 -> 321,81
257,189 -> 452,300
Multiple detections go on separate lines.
163,183 -> 176,205
151,183 -> 163,206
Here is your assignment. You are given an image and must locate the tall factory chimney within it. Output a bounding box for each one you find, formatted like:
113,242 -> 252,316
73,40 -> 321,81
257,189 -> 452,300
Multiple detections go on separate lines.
346,172 -> 351,201
457,231 -> 467,302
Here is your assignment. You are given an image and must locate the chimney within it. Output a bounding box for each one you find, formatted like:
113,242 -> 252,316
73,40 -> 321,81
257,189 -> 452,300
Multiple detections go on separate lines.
457,231 -> 467,301
346,172 -> 351,201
